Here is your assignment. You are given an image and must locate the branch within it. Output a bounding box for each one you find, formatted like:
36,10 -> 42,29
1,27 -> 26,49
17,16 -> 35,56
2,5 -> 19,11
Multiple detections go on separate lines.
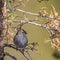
16,9 -> 39,16
20,20 -> 52,30
7,20 -> 49,28
5,52 -> 17,60
7,8 -> 54,20
7,19 -> 55,32
15,9 -> 56,20
7,20 -> 54,39
7,8 -> 39,16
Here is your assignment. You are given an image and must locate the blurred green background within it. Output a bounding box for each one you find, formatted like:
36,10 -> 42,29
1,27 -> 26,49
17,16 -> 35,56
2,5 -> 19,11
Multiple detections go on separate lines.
4,0 -> 60,60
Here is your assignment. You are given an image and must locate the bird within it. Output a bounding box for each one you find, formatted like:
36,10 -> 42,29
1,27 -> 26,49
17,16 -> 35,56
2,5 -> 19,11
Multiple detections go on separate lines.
13,29 -> 32,60
13,29 -> 28,48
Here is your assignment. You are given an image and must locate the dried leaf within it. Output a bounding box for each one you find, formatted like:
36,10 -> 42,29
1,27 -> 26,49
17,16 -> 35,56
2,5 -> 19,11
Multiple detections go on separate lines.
51,4 -> 58,17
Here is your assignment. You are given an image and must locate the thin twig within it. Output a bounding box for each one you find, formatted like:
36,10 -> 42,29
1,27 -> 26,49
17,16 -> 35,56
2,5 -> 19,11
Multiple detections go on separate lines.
16,9 -> 39,16
7,19 -> 55,31
7,20 -> 55,39
20,20 -> 52,30
5,52 -> 17,60
7,8 -> 55,20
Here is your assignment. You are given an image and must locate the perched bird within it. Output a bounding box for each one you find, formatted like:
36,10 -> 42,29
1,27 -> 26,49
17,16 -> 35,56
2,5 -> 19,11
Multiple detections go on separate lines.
13,29 -> 32,60
13,29 -> 28,48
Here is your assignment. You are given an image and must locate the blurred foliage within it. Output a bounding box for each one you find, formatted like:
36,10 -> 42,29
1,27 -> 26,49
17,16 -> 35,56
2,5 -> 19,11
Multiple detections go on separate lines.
7,12 -> 17,20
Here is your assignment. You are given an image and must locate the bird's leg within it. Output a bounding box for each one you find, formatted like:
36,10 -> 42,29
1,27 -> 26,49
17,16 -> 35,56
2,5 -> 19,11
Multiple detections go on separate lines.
4,52 -> 17,60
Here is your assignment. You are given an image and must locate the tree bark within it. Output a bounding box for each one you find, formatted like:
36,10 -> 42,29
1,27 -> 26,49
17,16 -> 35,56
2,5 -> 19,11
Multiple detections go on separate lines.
0,0 -> 6,60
